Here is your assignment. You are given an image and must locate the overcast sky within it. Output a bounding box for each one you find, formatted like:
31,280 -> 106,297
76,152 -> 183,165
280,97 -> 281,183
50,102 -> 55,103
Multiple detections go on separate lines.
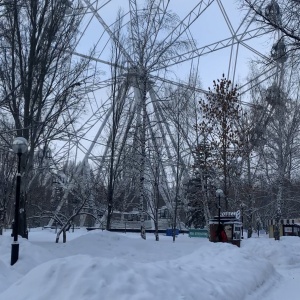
76,0 -> 272,90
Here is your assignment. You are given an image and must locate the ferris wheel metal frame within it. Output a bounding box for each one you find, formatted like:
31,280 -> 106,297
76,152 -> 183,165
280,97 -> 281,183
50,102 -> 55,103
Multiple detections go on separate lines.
47,0 -> 284,228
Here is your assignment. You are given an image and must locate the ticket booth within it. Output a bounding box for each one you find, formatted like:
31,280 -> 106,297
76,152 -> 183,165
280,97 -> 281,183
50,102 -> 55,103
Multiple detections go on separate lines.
209,214 -> 242,247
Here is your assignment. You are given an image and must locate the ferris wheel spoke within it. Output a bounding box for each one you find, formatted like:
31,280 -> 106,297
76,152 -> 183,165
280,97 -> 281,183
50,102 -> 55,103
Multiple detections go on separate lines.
128,0 -> 139,58
70,50 -> 125,69
148,0 -> 215,70
153,26 -> 272,72
72,25 -> 271,74
83,0 -> 134,65
239,64 -> 277,95
216,0 -> 235,36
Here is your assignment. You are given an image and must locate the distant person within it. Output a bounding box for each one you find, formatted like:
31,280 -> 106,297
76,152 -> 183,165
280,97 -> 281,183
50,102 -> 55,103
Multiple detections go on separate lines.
247,226 -> 253,238
216,224 -> 228,242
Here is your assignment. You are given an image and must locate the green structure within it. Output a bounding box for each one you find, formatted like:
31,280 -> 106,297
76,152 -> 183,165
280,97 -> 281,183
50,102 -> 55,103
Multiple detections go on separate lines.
189,229 -> 208,238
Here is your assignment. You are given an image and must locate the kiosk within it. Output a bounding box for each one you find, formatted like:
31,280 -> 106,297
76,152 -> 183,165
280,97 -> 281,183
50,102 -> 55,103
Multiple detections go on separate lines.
268,219 -> 300,238
209,212 -> 242,247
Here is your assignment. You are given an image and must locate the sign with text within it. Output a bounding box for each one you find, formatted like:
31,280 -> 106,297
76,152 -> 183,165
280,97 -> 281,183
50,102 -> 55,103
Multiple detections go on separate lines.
189,229 -> 208,238
221,210 -> 241,219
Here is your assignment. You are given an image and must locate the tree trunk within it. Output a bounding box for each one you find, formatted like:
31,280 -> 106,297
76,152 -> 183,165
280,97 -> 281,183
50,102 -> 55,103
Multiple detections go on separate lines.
137,78 -> 147,240
154,199 -> 159,241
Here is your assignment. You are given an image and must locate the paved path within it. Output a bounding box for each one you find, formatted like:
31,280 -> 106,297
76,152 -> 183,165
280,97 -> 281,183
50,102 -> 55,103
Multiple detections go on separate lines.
246,264 -> 300,300
263,267 -> 300,299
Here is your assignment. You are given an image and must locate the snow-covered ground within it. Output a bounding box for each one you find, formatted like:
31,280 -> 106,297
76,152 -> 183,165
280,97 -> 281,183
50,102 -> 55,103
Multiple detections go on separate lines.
0,228 -> 299,300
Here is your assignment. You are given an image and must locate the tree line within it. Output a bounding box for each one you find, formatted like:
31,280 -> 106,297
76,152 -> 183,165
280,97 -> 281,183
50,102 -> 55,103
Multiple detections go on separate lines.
1,0 -> 300,242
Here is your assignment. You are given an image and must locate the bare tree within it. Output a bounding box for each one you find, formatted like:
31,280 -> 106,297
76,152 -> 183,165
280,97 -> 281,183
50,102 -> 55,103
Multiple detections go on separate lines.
236,57 -> 300,238
257,95 -> 300,239
186,141 -> 216,229
124,0 -> 191,240
0,125 -> 16,234
28,160 -> 101,242
105,11 -> 131,230
146,140 -> 164,241
199,75 -> 243,210
0,0 -> 93,237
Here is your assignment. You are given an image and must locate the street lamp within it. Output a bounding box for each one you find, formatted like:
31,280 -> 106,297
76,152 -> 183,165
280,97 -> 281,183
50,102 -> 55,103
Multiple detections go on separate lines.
216,189 -> 224,226
11,137 -> 28,266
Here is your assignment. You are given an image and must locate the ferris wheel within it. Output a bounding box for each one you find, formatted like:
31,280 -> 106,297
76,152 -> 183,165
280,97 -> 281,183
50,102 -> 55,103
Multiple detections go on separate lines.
48,0 -> 282,228
64,0 -> 277,161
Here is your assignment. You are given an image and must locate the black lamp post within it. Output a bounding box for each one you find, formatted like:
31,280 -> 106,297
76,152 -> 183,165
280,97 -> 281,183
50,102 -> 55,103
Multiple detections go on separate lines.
216,189 -> 224,226
11,137 -> 28,266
